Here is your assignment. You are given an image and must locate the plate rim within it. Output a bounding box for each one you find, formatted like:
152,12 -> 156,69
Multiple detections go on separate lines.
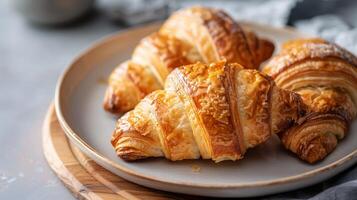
55,21 -> 357,189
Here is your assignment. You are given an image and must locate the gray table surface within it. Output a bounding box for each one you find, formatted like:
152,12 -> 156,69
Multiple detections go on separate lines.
0,1 -> 120,199
1,0 -> 357,199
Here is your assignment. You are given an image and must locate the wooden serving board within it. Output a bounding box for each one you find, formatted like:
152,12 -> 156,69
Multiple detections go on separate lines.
42,105 -> 206,200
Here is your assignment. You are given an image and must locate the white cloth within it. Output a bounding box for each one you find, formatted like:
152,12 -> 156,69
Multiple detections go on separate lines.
295,14 -> 357,54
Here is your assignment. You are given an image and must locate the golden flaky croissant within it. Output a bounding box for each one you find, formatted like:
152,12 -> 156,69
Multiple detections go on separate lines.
111,61 -> 306,162
263,38 -> 357,163
103,6 -> 275,114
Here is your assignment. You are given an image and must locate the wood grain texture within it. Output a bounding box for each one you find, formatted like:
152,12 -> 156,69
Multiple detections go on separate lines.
42,105 -> 205,200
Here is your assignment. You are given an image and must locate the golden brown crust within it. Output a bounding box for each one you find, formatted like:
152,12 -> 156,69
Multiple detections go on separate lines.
132,32 -> 198,85
111,61 -> 306,162
264,39 -> 357,79
244,29 -> 275,66
103,61 -> 162,113
270,86 -> 307,138
103,33 -> 196,113
281,38 -> 327,50
297,87 -> 356,122
263,38 -> 357,163
111,100 -> 164,160
175,62 -> 244,161
235,69 -> 273,148
280,113 -> 346,163
104,6 -> 275,114
160,6 -> 274,69
200,9 -> 254,68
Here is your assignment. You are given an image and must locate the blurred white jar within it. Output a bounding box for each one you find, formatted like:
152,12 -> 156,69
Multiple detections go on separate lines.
13,0 -> 94,25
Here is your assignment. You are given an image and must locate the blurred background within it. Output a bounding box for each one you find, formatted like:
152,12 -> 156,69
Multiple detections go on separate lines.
1,0 -> 357,199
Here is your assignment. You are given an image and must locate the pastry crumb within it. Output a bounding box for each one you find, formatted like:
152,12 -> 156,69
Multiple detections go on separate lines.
191,164 -> 201,173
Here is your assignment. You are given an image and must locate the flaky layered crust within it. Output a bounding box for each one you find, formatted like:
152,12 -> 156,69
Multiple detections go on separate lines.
111,61 -> 306,162
280,113 -> 346,163
264,38 -> 357,80
263,38 -> 357,163
103,33 -> 195,113
160,6 -> 274,69
103,61 -> 162,112
104,6 -> 274,114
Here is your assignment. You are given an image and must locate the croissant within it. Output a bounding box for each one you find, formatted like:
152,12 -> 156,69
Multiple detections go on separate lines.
111,61 -> 306,162
263,38 -> 357,163
103,6 -> 275,114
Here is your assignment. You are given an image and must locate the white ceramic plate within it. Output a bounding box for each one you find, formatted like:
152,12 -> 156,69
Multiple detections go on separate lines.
55,22 -> 357,197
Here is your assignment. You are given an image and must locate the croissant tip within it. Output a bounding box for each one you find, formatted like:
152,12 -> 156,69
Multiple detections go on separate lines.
103,87 -> 131,114
103,87 -> 118,111
103,101 -> 118,114
293,115 -> 343,163
118,154 -> 143,161
301,135 -> 338,164
117,149 -> 149,161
